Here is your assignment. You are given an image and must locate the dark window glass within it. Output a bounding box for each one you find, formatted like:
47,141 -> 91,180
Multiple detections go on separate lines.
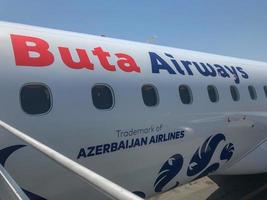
142,85 -> 158,107
20,84 -> 52,115
207,85 -> 219,103
92,85 -> 114,110
264,86 -> 267,97
230,85 -> 240,101
179,85 -> 192,104
248,85 -> 257,100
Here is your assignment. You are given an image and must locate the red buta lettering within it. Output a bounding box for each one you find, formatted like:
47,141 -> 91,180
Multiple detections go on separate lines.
10,34 -> 142,73
116,53 -> 141,73
92,47 -> 116,71
58,47 -> 94,70
10,34 -> 54,66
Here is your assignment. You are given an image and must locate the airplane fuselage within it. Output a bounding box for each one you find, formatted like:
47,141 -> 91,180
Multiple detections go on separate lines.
0,22 -> 267,199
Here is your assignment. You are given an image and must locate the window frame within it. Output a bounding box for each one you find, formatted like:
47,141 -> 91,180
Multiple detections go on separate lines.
141,84 -> 159,107
91,83 -> 115,110
263,85 -> 267,98
207,85 -> 219,103
179,84 -> 193,105
248,85 -> 257,100
20,83 -> 53,115
229,85 -> 240,102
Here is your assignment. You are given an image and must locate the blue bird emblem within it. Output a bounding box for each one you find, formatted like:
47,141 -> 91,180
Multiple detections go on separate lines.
154,154 -> 183,193
220,143 -> 235,161
187,133 -> 225,177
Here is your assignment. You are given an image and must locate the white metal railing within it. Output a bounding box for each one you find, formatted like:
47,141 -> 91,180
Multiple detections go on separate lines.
0,120 -> 144,200
0,165 -> 30,200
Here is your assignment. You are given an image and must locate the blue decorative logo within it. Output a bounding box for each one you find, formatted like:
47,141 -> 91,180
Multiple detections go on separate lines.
132,191 -> 146,198
154,133 -> 235,193
220,143 -> 235,161
154,154 -> 183,192
0,145 -> 26,165
193,163 -> 220,180
187,133 -> 225,177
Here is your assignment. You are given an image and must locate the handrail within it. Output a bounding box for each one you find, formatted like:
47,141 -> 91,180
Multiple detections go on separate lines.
0,164 -> 30,200
0,120 -> 144,200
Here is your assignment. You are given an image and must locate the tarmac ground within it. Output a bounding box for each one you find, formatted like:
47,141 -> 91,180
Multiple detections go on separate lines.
148,173 -> 267,200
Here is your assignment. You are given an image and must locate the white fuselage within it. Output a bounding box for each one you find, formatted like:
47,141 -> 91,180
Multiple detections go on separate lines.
0,22 -> 267,199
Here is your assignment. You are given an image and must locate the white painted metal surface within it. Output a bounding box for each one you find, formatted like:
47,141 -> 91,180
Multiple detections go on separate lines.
0,120 -> 143,200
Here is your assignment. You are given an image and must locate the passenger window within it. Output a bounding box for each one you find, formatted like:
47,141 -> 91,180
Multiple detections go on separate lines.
179,85 -> 193,104
264,86 -> 267,97
230,85 -> 240,101
142,85 -> 158,107
92,85 -> 114,110
248,85 -> 257,100
207,85 -> 219,103
20,84 -> 52,115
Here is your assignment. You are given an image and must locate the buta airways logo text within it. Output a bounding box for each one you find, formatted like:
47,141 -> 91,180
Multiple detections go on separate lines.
10,34 -> 248,83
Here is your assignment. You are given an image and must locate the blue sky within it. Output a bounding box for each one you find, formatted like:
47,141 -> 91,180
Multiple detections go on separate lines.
1,0 -> 267,61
